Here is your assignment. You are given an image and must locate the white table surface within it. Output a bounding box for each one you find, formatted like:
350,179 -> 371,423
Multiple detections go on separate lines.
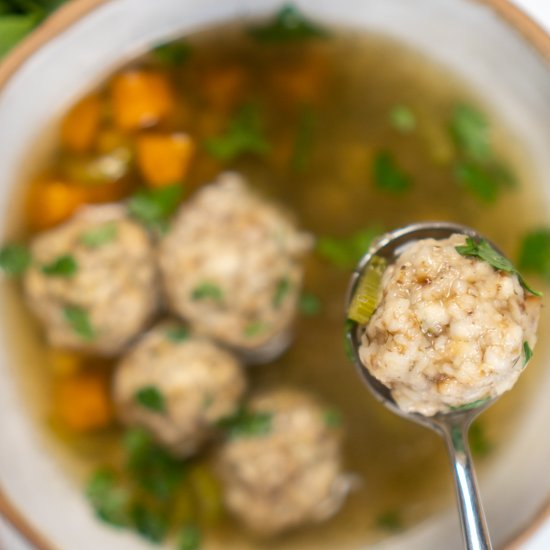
1,0 -> 549,548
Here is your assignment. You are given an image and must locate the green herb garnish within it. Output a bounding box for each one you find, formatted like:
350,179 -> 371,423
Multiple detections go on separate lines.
453,161 -> 514,204
249,4 -> 328,43
518,229 -> 550,280
376,510 -> 403,532
450,398 -> 491,412
273,277 -> 291,308
135,386 -> 165,413
299,291 -> 321,316
80,223 -> 118,248
290,106 -> 316,173
63,305 -> 95,340
86,468 -> 131,527
153,40 -> 192,66
41,254 -> 78,277
469,421 -> 492,458
316,226 -> 382,269
450,104 -> 490,162
324,408 -> 342,428
191,282 -> 223,302
217,408 -> 272,439
455,237 -> 542,296
243,320 -> 268,338
205,103 -> 269,161
0,244 -> 31,276
165,326 -> 190,343
128,183 -> 183,232
523,341 -> 533,367
178,524 -> 202,550
373,151 -> 411,193
123,428 -> 185,500
131,503 -> 168,543
390,105 -> 416,133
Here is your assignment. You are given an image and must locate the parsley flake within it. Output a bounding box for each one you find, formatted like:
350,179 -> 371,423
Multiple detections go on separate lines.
450,104 -> 490,162
131,503 -> 168,543
128,183 -> 183,232
86,468 -> 131,527
390,105 -> 416,133
273,277 -> 292,308
243,320 -> 268,338
373,151 -> 411,193
80,223 -> 118,248
376,510 -> 403,532
518,229 -> 550,280
165,326 -> 190,343
153,40 -> 192,66
523,341 -> 533,368
299,292 -> 321,316
324,407 -> 342,428
0,243 -> 31,276
217,408 -> 272,439
41,254 -> 78,277
63,305 -> 95,340
191,282 -> 223,302
135,386 -> 165,413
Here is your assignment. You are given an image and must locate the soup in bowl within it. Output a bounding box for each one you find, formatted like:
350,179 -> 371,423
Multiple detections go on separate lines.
1,1 -> 550,549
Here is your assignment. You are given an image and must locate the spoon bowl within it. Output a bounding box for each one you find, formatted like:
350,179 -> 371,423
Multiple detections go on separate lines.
346,221 -> 496,550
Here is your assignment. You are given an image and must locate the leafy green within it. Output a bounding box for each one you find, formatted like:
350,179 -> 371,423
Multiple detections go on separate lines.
450,104 -> 490,162
373,151 -> 411,193
153,40 -> 192,66
134,386 -> 165,413
453,161 -> 514,204
299,291 -> 321,316
390,105 -> 416,133
249,4 -> 328,43
324,408 -> 342,428
191,282 -> 223,302
469,421 -> 492,458
273,277 -> 291,308
243,320 -> 268,338
523,341 -> 533,368
178,524 -> 202,550
0,243 -> 31,276
165,326 -> 191,343
123,428 -> 185,500
131,503 -> 168,543
86,468 -> 131,527
316,226 -> 382,269
518,229 -> 550,280
217,408 -> 272,439
376,510 -> 403,532
205,104 -> 269,161
41,254 -> 78,277
455,237 -> 542,296
63,305 -> 95,340
128,183 -> 183,232
290,106 -> 316,173
80,223 -> 118,248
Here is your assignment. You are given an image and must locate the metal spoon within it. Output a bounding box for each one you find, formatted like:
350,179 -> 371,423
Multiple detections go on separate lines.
346,222 -> 494,550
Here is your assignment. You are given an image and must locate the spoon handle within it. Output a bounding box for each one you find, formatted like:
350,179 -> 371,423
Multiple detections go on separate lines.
442,421 -> 493,550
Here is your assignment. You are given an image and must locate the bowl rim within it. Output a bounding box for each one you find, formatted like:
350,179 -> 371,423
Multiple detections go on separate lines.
0,0 -> 549,548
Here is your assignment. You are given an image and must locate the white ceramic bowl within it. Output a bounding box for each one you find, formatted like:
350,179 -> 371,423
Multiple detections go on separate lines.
1,0 -> 550,548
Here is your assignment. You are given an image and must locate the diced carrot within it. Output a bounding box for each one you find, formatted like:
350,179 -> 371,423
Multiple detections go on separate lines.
111,70 -> 174,130
200,64 -> 247,110
54,372 -> 113,432
26,178 -> 87,230
136,132 -> 195,187
60,94 -> 102,153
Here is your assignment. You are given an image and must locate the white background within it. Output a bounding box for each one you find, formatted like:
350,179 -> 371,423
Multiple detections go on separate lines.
0,0 -> 549,548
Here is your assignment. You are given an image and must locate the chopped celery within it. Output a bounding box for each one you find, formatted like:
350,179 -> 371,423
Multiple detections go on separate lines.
348,256 -> 387,324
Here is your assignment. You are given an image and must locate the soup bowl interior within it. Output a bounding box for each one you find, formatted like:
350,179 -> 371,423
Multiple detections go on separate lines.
1,0 -> 550,549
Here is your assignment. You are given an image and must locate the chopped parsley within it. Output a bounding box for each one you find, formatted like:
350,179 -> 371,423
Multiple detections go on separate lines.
205,103 -> 269,161
469,421 -> 492,458
128,183 -> 184,232
165,326 -> 191,343
523,341 -> 533,367
191,282 -> 223,302
41,254 -> 78,277
450,398 -> 491,412
248,4 -> 328,43
316,226 -> 382,269
390,105 -> 416,133
450,104 -> 490,162
273,277 -> 292,308
324,407 -> 342,428
153,40 -> 192,66
217,408 -> 272,439
131,503 -> 168,543
0,243 -> 31,276
290,106 -> 316,173
80,222 -> 118,248
454,161 -> 513,204
134,386 -> 165,413
299,292 -> 321,316
518,228 -> 550,280
178,524 -> 202,550
63,305 -> 95,341
376,510 -> 403,532
243,320 -> 268,338
86,468 -> 131,527
455,237 -> 542,296
373,151 -> 411,193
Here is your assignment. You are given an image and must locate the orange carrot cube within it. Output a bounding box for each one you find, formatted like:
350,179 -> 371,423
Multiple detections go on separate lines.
60,94 -> 102,153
